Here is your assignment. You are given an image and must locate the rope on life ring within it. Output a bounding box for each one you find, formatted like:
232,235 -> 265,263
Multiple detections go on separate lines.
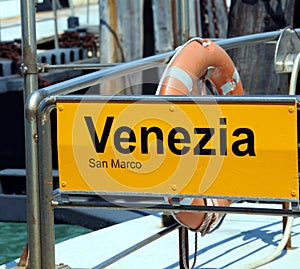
156,38 -> 244,236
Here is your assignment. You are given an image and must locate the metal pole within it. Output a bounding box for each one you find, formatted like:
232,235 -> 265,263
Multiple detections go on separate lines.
53,0 -> 59,49
87,0 -> 90,24
175,0 -> 182,45
99,0 -> 102,63
179,227 -> 189,269
68,0 -> 76,17
38,100 -> 56,269
282,202 -> 292,249
180,0 -> 189,43
41,62 -> 119,71
20,0 -> 41,268
171,0 -> 178,48
195,0 -> 202,37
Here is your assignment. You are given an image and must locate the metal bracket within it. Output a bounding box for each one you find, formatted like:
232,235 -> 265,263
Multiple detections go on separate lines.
37,63 -> 49,73
274,27 -> 300,73
20,63 -> 39,74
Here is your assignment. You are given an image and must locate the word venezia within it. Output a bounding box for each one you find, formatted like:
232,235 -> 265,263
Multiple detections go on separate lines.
85,116 -> 256,156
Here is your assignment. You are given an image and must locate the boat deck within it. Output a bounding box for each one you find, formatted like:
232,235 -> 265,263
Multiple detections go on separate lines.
2,202 -> 300,268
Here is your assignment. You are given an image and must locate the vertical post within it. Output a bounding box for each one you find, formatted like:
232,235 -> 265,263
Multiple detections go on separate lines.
87,0 -> 90,24
69,0 -> 76,17
227,0 -> 296,94
53,0 -> 59,49
187,0 -> 197,38
180,0 -> 189,43
194,0 -> 203,37
98,0 -> 102,63
20,0 -> 41,268
39,104 -> 56,269
179,226 -> 189,269
282,202 -> 292,249
175,0 -> 183,45
171,1 -> 178,47
152,0 -> 174,53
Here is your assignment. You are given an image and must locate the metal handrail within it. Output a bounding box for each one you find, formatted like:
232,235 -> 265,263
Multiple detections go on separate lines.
32,28 -> 300,98
25,28 -> 300,269
40,27 -> 300,72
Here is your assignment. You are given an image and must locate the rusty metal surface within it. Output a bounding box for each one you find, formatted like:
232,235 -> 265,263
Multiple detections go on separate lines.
10,244 -> 29,269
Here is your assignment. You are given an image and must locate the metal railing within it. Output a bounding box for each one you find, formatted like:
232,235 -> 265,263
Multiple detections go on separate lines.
24,27 -> 300,269
20,1 -> 300,266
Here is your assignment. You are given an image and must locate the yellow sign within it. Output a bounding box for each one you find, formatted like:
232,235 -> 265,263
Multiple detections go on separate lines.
56,98 -> 298,201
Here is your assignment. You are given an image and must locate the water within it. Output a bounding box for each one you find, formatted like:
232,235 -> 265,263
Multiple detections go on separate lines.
0,222 -> 92,265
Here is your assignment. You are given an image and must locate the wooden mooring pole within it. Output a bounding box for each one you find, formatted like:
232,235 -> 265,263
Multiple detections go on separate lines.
227,0 -> 297,94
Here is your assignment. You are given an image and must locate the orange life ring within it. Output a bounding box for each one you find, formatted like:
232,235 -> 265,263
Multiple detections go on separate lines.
156,38 -> 244,236
156,38 -> 243,96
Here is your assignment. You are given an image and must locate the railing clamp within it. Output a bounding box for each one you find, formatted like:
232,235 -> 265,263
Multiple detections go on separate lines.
274,27 -> 300,73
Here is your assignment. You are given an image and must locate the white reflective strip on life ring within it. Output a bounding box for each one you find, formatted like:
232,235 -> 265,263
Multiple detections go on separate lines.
220,68 -> 240,95
163,66 -> 194,93
179,197 -> 194,206
232,68 -> 239,84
